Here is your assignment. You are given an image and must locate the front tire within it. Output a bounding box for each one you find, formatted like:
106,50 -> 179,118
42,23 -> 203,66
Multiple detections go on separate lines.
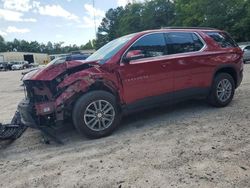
208,73 -> 235,107
72,91 -> 120,138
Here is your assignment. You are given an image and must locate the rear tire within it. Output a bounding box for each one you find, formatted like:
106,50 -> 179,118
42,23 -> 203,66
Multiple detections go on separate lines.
72,91 -> 120,138
208,73 -> 235,107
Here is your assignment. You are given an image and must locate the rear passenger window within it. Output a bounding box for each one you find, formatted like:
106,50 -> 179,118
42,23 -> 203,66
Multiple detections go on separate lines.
165,32 -> 204,55
128,33 -> 167,59
205,32 -> 238,48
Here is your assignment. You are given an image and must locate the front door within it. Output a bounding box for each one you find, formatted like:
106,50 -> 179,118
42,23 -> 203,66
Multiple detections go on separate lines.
118,33 -> 174,104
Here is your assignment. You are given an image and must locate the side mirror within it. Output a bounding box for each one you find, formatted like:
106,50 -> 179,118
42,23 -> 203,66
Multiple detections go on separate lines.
123,50 -> 144,63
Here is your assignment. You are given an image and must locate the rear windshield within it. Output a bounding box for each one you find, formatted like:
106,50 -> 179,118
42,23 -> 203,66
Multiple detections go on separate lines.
205,32 -> 238,48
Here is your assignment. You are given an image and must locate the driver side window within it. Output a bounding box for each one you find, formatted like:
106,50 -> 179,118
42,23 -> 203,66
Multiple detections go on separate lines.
127,33 -> 167,60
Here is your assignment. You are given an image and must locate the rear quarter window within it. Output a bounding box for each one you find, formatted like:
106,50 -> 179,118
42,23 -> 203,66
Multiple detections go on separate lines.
205,32 -> 238,48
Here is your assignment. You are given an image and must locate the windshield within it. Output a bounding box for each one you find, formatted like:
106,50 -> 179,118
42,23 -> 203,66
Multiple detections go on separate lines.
46,57 -> 66,67
86,33 -> 136,64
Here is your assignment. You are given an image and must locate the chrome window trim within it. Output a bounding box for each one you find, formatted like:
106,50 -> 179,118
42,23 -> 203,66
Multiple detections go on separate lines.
120,31 -> 207,65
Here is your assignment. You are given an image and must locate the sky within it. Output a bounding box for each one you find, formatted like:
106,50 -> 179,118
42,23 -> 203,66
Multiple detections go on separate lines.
0,0 -> 140,46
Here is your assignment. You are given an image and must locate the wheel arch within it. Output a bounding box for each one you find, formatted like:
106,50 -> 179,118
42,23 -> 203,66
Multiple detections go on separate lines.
89,80 -> 116,94
213,65 -> 237,88
59,78 -> 122,119
77,80 -> 121,107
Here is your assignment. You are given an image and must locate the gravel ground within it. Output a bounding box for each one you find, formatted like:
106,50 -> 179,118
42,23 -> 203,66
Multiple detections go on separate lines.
0,66 -> 250,188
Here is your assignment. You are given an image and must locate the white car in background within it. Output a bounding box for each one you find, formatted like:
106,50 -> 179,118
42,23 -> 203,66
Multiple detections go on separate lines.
239,44 -> 250,63
11,61 -> 29,70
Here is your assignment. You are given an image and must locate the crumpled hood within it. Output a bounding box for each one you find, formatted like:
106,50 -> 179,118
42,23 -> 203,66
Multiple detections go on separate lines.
22,60 -> 99,81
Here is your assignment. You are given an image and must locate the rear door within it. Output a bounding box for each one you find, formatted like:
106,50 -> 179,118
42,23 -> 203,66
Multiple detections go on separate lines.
119,33 -> 174,104
164,32 -> 207,94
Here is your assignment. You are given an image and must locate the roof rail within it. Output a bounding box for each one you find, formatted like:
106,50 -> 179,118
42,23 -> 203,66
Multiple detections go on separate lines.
161,26 -> 217,30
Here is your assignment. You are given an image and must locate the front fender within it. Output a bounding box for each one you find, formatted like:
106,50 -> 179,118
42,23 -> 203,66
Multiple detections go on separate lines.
55,68 -> 120,107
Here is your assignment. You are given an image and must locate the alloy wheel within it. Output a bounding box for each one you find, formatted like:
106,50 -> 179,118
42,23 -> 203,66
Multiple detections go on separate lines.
83,100 -> 115,131
216,79 -> 232,102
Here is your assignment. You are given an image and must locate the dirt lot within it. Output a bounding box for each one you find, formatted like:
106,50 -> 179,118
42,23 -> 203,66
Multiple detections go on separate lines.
0,66 -> 250,188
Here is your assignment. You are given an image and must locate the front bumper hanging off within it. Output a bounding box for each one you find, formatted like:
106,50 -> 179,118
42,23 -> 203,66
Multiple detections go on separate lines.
18,100 -> 63,144
17,99 -> 37,128
0,111 -> 27,140
0,101 -> 63,144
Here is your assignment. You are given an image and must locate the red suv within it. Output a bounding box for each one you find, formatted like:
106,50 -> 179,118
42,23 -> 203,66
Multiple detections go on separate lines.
19,28 -> 243,138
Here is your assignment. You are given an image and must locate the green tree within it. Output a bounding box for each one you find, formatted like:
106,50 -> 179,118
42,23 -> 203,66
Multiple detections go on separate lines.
80,40 -> 94,50
96,7 -> 125,49
141,0 -> 175,30
116,3 -> 144,35
0,35 -> 7,52
12,39 -> 20,51
1,0 -> 250,53
46,41 -> 53,54
29,41 -> 40,52
19,40 -> 30,52
231,0 -> 250,41
95,0 -> 176,49
174,0 -> 249,40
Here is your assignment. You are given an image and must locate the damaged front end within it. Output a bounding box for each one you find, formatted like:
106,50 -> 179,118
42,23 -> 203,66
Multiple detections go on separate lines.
0,68 -> 68,143
18,61 -> 98,129
1,59 -> 118,143
19,79 -> 62,128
